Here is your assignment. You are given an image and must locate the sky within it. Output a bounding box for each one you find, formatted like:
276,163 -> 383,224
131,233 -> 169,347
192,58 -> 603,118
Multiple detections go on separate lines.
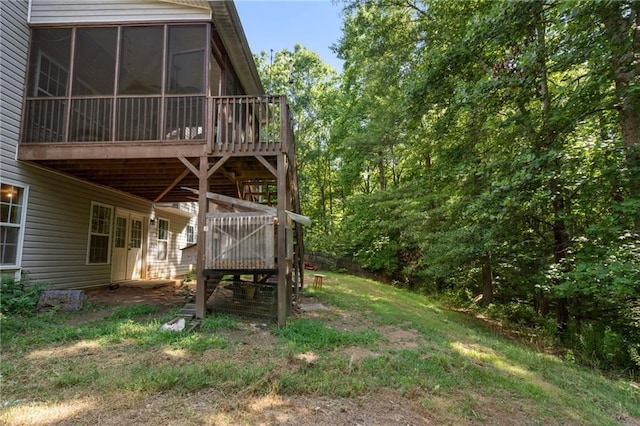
234,1 -> 345,71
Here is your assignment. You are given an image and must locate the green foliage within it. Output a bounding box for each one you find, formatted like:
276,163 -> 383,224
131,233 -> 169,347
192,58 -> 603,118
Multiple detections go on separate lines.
0,275 -> 47,317
247,0 -> 640,374
568,323 -> 637,371
254,45 -> 342,252
485,302 -> 553,331
321,0 -> 640,373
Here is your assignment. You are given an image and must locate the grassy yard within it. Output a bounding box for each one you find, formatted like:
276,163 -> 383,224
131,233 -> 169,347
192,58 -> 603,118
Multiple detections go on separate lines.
1,272 -> 638,425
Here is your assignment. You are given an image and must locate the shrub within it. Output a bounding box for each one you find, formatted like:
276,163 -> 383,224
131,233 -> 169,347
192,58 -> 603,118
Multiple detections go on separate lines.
1,275 -> 46,317
485,302 -> 539,327
571,323 -> 637,371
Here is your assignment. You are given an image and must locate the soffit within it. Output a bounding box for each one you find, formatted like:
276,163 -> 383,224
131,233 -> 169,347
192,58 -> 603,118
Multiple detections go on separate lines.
160,0 -> 210,10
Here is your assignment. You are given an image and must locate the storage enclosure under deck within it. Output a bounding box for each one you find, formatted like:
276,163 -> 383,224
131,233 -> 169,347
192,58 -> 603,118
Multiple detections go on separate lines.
206,213 -> 276,271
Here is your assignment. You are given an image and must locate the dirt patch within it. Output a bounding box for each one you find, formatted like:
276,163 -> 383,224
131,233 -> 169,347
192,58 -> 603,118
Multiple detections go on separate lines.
380,325 -> 422,349
48,389 -> 436,426
340,345 -> 379,364
64,282 -> 187,325
84,281 -> 185,306
245,390 -> 436,426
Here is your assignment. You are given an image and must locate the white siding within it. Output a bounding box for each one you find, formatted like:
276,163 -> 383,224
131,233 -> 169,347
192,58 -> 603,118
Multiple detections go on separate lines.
20,167 -> 154,288
29,0 -> 211,25
0,2 -> 197,289
0,0 -> 29,162
147,211 -> 195,279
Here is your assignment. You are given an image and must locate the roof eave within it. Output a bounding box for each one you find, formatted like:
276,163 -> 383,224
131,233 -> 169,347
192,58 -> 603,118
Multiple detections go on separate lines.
208,1 -> 265,95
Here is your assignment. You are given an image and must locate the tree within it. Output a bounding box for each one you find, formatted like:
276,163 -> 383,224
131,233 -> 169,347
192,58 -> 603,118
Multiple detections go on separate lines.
254,45 -> 341,252
332,0 -> 639,369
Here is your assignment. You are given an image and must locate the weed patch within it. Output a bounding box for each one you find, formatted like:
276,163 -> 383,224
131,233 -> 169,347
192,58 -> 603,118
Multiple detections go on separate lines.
273,318 -> 379,351
109,304 -> 159,319
199,313 -> 239,331
1,275 -> 47,317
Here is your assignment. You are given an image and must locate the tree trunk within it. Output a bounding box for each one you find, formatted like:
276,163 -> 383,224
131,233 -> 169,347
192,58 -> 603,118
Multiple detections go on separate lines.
481,260 -> 493,306
377,151 -> 387,191
553,192 -> 570,334
603,2 -> 640,230
536,4 -> 571,335
535,291 -> 548,315
316,164 -> 328,232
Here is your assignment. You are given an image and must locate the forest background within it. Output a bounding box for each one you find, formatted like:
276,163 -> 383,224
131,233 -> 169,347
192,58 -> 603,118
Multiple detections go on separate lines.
253,0 -> 639,373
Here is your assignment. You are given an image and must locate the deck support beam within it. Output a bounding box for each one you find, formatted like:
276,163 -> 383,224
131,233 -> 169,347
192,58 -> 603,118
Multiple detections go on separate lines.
196,155 -> 209,318
154,161 -> 194,203
255,155 -> 277,177
277,153 -> 288,326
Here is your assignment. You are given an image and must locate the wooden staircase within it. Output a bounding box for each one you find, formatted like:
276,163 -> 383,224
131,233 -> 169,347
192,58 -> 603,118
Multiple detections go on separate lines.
177,272 -> 224,319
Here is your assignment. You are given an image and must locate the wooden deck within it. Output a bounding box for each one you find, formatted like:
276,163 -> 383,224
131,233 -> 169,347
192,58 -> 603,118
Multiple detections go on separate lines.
17,95 -> 295,203
21,95 -> 289,154
18,94 -> 304,325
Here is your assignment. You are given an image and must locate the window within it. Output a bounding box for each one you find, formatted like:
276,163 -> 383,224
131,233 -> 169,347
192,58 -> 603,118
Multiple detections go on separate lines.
157,218 -> 169,261
88,202 -> 113,264
0,183 -> 28,267
114,216 -> 126,249
36,53 -> 69,97
130,219 -> 142,249
186,225 -> 195,244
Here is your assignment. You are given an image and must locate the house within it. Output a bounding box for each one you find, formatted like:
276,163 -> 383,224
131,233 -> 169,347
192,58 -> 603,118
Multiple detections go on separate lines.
0,0 -> 304,325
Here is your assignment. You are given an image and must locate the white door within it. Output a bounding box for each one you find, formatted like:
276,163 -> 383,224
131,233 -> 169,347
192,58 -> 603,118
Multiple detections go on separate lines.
111,213 -> 144,281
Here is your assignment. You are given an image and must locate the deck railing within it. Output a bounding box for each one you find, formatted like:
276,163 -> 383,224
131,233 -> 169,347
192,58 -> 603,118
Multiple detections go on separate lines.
23,95 -> 289,155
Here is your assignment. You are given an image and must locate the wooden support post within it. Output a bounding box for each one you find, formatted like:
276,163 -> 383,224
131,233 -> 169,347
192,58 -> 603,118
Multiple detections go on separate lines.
277,153 -> 288,327
285,167 -> 293,314
288,129 -> 304,300
195,155 -> 208,319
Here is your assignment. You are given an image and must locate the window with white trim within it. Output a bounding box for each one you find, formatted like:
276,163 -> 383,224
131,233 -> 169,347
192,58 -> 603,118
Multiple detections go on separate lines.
186,224 -> 195,244
0,183 -> 28,268
157,218 -> 169,261
87,202 -> 113,264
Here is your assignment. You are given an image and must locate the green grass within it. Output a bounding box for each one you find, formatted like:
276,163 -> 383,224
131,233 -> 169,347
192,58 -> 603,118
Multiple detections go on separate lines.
1,271 -> 638,425
302,272 -> 640,423
272,317 -> 380,351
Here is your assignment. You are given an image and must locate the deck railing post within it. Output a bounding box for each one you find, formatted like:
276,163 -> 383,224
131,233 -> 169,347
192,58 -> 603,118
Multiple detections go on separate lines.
206,97 -> 214,154
279,96 -> 288,153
